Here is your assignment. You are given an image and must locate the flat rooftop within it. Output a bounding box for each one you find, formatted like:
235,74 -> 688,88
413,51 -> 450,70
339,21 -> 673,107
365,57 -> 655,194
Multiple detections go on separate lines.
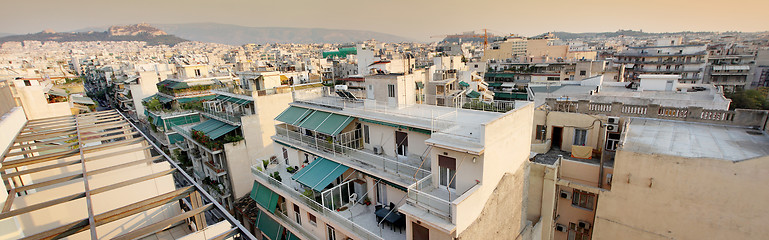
530,83 -> 730,110
622,118 -> 769,161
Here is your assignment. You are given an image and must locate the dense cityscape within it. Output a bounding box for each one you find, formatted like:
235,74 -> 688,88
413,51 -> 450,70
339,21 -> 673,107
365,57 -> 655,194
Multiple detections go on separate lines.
0,7 -> 768,240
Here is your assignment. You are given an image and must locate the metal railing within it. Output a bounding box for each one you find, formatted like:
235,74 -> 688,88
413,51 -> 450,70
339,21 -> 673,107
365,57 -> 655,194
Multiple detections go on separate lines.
275,125 -> 430,181
201,107 -> 242,125
406,174 -> 452,221
251,165 -> 384,240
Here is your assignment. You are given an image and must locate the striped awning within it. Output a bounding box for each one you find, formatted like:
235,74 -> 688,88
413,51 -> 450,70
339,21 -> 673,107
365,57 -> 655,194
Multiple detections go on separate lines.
291,157 -> 349,192
192,119 -> 238,140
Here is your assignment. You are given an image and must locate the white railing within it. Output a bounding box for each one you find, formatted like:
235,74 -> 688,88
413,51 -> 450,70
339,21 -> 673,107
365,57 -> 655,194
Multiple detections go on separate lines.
201,107 -> 242,125
251,165 -> 384,240
406,174 -> 452,221
275,125 -> 430,181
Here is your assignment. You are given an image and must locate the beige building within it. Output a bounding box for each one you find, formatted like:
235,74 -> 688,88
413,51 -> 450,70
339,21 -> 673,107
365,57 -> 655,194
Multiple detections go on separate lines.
528,95 -> 769,240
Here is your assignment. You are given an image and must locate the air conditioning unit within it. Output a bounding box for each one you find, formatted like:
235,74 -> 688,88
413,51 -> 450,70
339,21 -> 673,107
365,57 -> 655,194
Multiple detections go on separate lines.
607,116 -> 620,124
555,223 -> 567,232
579,221 -> 591,230
373,146 -> 384,155
559,190 -> 571,200
606,124 -> 619,133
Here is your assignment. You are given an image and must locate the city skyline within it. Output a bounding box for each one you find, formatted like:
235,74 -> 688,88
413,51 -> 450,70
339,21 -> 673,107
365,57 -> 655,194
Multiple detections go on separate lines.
2,0 -> 768,41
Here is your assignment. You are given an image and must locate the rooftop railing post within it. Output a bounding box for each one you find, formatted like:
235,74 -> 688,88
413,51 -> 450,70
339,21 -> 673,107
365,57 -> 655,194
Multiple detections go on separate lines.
577,100 -> 590,114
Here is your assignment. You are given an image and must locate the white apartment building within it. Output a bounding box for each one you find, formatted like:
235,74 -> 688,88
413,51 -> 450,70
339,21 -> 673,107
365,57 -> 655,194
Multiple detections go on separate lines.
614,44 -> 708,84
243,82 -> 536,240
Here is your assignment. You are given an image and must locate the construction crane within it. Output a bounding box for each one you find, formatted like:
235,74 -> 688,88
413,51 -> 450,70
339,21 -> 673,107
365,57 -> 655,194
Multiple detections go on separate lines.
431,29 -> 490,49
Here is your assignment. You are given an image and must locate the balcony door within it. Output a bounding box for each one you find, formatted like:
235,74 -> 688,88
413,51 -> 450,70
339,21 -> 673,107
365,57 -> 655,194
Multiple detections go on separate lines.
395,131 -> 408,157
438,155 -> 456,190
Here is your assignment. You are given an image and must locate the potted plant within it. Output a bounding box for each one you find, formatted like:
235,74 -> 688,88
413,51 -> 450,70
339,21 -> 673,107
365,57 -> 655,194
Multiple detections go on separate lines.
262,160 -> 269,169
363,197 -> 371,206
286,166 -> 296,174
271,171 -> 282,182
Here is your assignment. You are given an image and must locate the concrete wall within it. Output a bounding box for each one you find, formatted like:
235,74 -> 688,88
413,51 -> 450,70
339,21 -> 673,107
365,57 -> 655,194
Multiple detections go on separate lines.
532,109 -> 606,153
456,164 -> 530,240
16,85 -> 71,120
0,107 -> 27,239
592,151 -> 769,240
451,102 -> 534,235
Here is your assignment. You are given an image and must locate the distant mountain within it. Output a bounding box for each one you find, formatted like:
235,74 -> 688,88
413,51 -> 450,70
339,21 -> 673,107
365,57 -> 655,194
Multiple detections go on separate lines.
0,24 -> 188,46
0,33 -> 12,38
549,30 -> 722,40
154,23 -> 414,45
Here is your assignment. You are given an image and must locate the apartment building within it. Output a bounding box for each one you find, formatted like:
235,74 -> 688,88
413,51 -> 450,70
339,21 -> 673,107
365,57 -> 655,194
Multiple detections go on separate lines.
141,64 -> 237,150
704,54 -> 755,92
527,95 -> 768,240
0,82 -> 254,239
614,44 -> 708,83
171,79 -> 320,212
239,82 -> 535,240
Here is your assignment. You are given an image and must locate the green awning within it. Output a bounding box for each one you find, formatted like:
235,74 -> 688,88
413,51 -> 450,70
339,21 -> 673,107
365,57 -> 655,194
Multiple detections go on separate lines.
192,119 -> 238,139
250,181 -> 280,213
215,94 -> 253,105
255,210 -> 283,240
485,72 -> 515,78
292,157 -> 349,192
286,230 -> 301,240
158,79 -> 190,89
143,94 -> 172,104
275,106 -> 314,125
163,114 -> 201,129
297,111 -> 354,136
459,81 -> 470,87
177,95 -> 215,103
487,82 -> 503,87
494,92 -> 528,100
466,90 -> 481,98
359,118 -> 431,135
168,133 -> 184,144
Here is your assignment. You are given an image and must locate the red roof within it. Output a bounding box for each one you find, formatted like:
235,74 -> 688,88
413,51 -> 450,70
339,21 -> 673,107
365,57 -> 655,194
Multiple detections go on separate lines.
339,77 -> 364,82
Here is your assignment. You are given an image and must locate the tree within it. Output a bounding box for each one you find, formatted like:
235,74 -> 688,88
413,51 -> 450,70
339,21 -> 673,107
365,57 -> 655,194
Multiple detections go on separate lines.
725,90 -> 769,110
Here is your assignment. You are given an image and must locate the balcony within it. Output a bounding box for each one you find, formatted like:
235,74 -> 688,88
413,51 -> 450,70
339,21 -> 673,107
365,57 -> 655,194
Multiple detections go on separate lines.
212,85 -> 254,97
204,160 -> 227,176
173,124 -> 223,154
403,174 -> 481,232
200,107 -> 242,126
251,164 -> 390,240
274,125 -> 430,187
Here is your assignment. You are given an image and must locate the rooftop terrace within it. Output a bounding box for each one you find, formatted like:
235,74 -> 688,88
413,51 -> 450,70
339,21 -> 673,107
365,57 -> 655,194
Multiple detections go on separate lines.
622,118 -> 769,161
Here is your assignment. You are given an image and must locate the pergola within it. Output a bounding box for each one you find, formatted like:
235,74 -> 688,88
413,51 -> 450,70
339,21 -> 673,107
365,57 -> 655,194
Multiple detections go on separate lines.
0,110 -> 256,240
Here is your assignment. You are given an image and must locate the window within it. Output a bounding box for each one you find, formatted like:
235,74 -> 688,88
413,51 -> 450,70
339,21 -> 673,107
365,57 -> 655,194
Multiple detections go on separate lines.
568,222 -> 591,240
388,84 -> 396,98
572,190 -> 595,210
363,125 -> 370,144
23,80 -> 31,86
579,70 -> 586,76
573,129 -> 587,146
308,213 -> 317,226
282,147 -> 289,165
606,133 -> 620,151
536,125 -> 547,141
326,225 -> 336,240
194,69 -> 201,77
438,155 -> 456,189
294,204 -> 301,225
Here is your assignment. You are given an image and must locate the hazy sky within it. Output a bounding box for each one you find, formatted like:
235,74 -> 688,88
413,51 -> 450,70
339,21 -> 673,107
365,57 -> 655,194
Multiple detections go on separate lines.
2,0 -> 767,41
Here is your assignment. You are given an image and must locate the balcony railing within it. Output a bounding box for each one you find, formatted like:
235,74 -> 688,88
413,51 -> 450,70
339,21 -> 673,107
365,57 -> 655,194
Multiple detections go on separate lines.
406,174 -> 452,221
275,125 -> 430,183
544,98 -> 768,128
204,160 -> 227,174
251,165 -> 384,240
201,107 -> 242,125
213,86 -> 254,97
